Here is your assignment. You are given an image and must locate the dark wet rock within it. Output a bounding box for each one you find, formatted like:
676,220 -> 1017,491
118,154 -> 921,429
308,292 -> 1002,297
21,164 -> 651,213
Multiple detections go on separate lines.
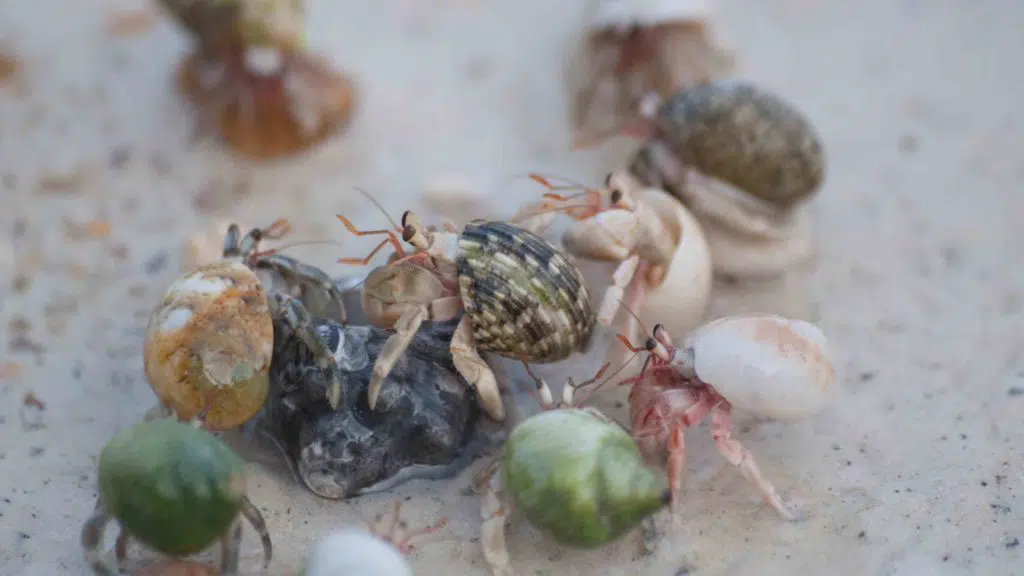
264,315 -> 490,499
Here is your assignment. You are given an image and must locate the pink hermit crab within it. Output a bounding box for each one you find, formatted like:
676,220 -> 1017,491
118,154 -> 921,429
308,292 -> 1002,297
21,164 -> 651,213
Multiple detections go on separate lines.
618,314 -> 837,520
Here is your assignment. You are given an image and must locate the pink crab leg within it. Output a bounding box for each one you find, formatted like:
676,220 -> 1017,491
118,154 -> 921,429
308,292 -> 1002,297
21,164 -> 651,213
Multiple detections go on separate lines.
710,403 -> 803,521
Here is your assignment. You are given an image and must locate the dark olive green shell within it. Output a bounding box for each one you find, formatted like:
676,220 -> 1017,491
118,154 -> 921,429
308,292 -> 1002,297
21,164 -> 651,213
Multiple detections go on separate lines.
157,0 -> 242,45
456,221 -> 596,362
636,80 -> 825,208
502,409 -> 668,548
98,420 -> 247,556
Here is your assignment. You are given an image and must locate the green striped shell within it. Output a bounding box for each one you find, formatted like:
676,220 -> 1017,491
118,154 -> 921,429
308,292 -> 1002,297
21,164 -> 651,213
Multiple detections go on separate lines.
456,221 -> 596,362
633,80 -> 825,208
502,409 -> 669,548
98,420 -> 247,556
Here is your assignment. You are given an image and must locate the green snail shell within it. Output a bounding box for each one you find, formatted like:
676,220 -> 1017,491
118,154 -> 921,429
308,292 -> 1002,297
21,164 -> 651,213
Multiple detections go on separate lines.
98,419 -> 247,556
643,80 -> 825,208
502,409 -> 669,548
456,221 -> 596,362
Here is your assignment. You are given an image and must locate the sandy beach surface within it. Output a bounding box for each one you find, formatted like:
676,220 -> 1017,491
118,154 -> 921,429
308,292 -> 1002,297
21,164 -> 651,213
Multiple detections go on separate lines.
1,1 -> 1022,575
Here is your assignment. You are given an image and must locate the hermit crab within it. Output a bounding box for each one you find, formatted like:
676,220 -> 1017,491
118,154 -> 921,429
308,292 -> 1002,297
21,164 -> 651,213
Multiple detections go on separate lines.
157,0 -> 356,160
618,314 -> 837,520
335,209 -> 597,422
80,419 -> 271,575
144,219 -> 348,430
477,364 -> 669,576
568,0 -> 736,140
615,80 -> 826,278
511,169 -> 712,366
301,501 -> 447,576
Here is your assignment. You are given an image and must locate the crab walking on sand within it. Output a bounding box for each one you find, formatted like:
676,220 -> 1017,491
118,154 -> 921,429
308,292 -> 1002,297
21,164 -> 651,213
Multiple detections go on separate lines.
144,219 -> 349,430
81,419 -> 271,575
477,362 -> 669,576
335,206 -> 596,422
618,315 -> 837,520
156,0 -> 356,160
511,169 -> 712,357
301,501 -> 447,576
568,0 -> 737,139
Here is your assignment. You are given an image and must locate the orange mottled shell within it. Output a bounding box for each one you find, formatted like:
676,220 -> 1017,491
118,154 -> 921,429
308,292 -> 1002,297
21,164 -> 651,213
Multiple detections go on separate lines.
176,48 -> 356,160
143,260 -> 273,430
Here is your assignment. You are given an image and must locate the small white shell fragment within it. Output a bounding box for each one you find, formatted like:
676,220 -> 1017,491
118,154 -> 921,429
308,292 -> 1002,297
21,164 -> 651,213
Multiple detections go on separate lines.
301,529 -> 413,576
591,0 -> 712,29
685,315 -> 836,420
179,220 -> 244,273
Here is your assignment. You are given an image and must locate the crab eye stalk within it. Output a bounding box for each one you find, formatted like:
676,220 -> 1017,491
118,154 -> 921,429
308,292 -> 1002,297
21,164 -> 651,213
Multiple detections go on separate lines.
400,210 -> 412,228
604,172 -> 613,187
402,225 -> 416,243
610,188 -> 623,205
644,338 -> 657,351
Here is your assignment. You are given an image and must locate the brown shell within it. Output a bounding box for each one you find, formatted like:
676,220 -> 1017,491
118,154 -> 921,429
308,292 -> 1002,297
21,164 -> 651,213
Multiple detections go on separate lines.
143,260 -> 273,430
176,48 -> 355,161
641,80 -> 825,208
456,221 -> 596,362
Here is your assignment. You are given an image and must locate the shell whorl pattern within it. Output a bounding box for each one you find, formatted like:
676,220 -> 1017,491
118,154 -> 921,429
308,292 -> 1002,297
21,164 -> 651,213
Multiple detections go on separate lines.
648,80 -> 825,208
456,221 -> 596,362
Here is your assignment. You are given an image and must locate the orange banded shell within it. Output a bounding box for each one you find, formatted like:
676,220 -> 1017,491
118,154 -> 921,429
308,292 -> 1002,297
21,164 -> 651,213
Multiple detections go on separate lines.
143,260 -> 273,430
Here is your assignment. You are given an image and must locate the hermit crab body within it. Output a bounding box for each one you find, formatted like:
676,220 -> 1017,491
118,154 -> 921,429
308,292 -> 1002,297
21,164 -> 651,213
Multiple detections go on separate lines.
144,220 -> 347,430
158,0 -> 356,160
620,315 -> 836,520
478,378 -> 669,576
513,170 -> 712,367
569,0 -> 736,138
627,80 -> 826,278
80,419 -> 271,575
338,212 -> 596,422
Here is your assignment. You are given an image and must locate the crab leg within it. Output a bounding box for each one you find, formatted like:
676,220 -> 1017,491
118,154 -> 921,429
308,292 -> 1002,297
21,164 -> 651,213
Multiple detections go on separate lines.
450,316 -> 505,422
114,530 -> 130,565
218,519 -> 244,575
598,253 -> 641,326
710,403 -> 803,521
368,305 -> 430,410
80,505 -> 118,576
480,467 -> 514,576
241,495 -> 273,567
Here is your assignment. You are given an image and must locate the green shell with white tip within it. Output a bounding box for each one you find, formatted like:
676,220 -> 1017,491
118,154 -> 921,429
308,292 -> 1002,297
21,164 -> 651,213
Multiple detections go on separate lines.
502,409 -> 668,548
98,419 -> 247,556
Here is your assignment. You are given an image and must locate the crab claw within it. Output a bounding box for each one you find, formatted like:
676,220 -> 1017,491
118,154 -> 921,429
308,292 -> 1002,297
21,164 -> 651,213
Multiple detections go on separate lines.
472,372 -> 505,422
367,372 -> 385,411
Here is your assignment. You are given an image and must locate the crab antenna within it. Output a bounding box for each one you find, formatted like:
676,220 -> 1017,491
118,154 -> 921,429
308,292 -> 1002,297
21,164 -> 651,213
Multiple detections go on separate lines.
527,172 -> 595,191
575,352 -> 641,405
354,186 -> 402,231
617,296 -> 652,338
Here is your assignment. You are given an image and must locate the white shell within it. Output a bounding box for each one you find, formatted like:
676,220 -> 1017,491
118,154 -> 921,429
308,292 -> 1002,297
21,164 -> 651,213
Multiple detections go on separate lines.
591,0 -> 712,29
684,315 -> 836,420
302,529 -> 414,576
634,186 -> 712,339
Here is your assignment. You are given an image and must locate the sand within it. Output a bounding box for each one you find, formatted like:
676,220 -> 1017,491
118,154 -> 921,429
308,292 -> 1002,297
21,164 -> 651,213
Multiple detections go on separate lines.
1,0 -> 1022,575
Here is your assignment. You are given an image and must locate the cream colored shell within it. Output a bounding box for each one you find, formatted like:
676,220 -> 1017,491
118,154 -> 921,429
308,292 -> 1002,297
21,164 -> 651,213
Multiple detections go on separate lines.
632,185 -> 712,339
685,315 -> 836,420
143,260 -> 274,430
700,205 -> 817,279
